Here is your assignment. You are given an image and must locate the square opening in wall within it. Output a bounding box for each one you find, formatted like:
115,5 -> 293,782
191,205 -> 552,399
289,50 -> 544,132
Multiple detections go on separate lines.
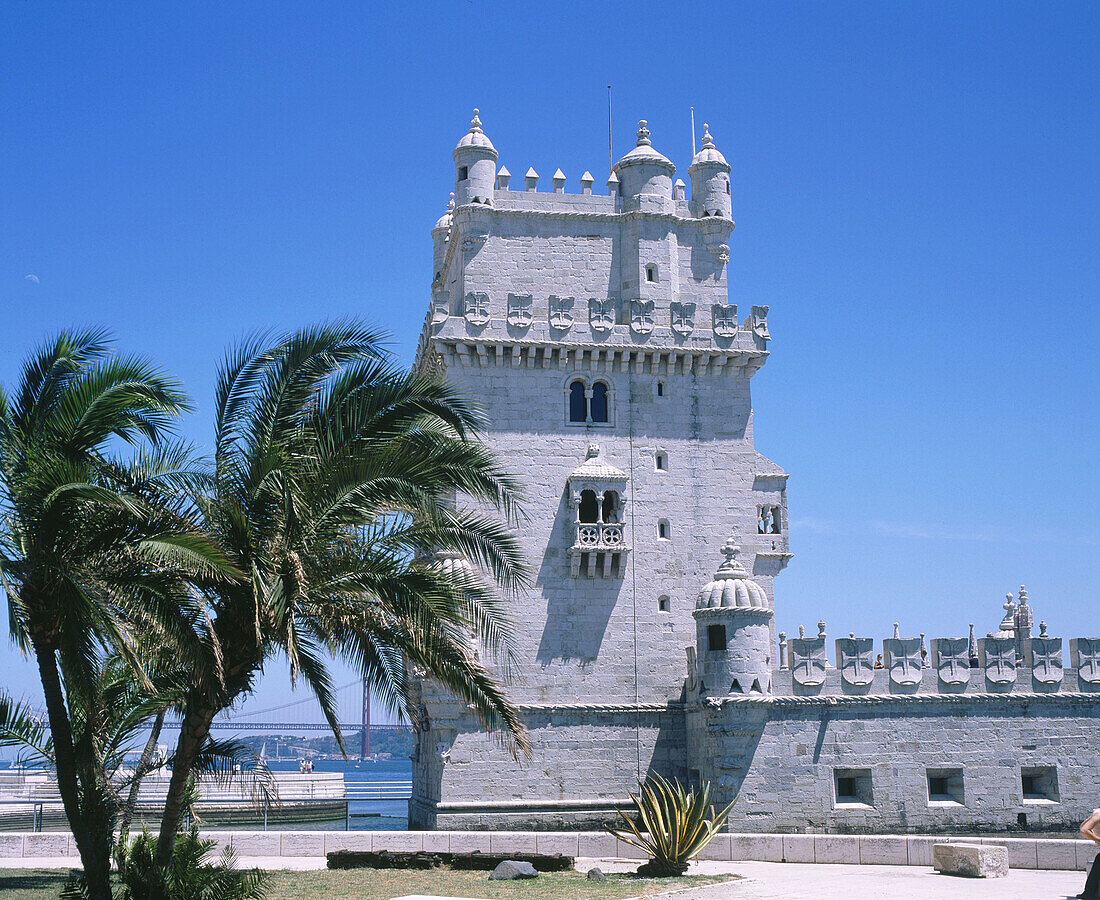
1022,766 -> 1059,803
833,768 -> 874,808
707,624 -> 727,652
458,165 -> 468,181
926,768 -> 964,806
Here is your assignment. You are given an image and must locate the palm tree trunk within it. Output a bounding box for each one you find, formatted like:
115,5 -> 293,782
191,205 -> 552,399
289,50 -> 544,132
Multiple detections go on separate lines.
154,703 -> 214,868
32,641 -> 112,900
119,708 -> 166,839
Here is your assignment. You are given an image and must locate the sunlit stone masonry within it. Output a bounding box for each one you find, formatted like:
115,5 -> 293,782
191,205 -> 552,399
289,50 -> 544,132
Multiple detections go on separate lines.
409,111 -> 1100,834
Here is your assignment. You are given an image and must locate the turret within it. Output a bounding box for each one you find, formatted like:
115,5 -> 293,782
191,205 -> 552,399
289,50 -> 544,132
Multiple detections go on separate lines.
431,193 -> 454,282
694,539 -> 773,696
453,109 -> 498,206
688,124 -> 731,218
612,120 -> 675,201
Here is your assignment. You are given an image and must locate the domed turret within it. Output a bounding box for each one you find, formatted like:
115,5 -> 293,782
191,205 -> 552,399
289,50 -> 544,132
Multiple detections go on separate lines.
453,109 -> 498,206
693,540 -> 773,696
612,120 -> 675,201
688,124 -> 732,219
431,193 -> 455,279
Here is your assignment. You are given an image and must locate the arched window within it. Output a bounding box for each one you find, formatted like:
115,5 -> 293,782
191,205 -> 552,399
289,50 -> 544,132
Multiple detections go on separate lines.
590,382 -> 609,423
655,452 -> 667,471
601,491 -> 619,523
578,490 -> 598,523
568,380 -> 587,423
658,595 -> 670,613
657,518 -> 670,540
645,264 -> 658,283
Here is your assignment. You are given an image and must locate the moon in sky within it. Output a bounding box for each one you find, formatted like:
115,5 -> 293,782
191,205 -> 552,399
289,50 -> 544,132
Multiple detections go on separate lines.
24,274 -> 39,284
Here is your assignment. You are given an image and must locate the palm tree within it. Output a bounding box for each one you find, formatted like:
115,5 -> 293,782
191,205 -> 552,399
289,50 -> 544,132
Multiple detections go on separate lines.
154,322 -> 532,865
0,329 -> 232,900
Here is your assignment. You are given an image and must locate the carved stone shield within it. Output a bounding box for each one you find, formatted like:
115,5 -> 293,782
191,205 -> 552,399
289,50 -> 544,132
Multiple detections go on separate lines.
712,304 -> 738,338
933,637 -> 970,685
506,294 -> 532,329
430,292 -> 450,329
837,637 -> 874,686
983,637 -> 1017,685
751,305 -> 770,341
463,292 -> 490,327
1072,638 -> 1100,684
1031,636 -> 1063,685
789,637 -> 826,687
670,302 -> 696,336
548,296 -> 574,330
630,300 -> 655,335
589,298 -> 615,333
885,637 -> 922,686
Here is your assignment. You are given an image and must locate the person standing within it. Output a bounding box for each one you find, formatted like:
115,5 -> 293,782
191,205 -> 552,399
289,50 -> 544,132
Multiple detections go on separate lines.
1078,808 -> 1100,899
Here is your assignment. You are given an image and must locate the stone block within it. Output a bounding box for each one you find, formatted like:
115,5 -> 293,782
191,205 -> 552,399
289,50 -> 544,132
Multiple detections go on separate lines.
814,835 -> 859,864
782,834 -> 815,863
421,831 -> 450,852
1036,839 -> 1085,871
614,836 -> 648,859
980,838 -> 1037,869
374,831 -> 423,853
1077,841 -> 1099,873
0,834 -> 22,857
695,834 -> 731,861
280,832 -> 325,856
228,832 -> 280,856
324,832 -> 372,854
859,835 -> 908,866
906,836 -> 938,867
577,832 -> 617,858
448,831 -> 491,853
535,832 -> 579,857
933,843 -> 1008,878
203,833 -> 233,856
730,834 -> 783,862
23,834 -> 70,857
489,831 -> 537,855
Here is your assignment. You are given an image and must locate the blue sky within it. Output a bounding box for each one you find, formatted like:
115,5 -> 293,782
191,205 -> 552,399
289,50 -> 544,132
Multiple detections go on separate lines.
2,1 -> 1098,726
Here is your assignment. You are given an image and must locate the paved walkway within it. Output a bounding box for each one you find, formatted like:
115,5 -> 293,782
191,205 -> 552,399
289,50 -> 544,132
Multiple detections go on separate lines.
1,855 -> 1088,898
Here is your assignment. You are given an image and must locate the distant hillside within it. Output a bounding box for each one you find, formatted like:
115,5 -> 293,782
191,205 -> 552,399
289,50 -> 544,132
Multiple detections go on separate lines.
236,729 -> 414,759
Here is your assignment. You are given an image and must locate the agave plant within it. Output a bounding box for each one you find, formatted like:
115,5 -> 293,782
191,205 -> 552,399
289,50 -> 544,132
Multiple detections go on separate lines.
607,774 -> 734,876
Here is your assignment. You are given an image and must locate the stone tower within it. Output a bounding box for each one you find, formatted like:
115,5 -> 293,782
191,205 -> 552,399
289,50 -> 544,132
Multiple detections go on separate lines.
410,111 -> 790,829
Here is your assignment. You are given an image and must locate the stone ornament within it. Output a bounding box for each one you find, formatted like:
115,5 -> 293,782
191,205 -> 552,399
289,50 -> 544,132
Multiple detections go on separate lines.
711,244 -> 730,264
712,304 -> 738,338
630,299 -> 655,335
506,294 -> 532,329
549,296 -> 574,330
837,637 -> 874,686
751,305 -> 771,342
430,293 -> 450,329
1030,636 -> 1063,685
670,302 -> 696,336
983,637 -> 1017,685
460,234 -> 487,252
1071,638 -> 1100,684
884,637 -> 922,686
932,637 -> 970,685
464,292 -> 490,327
589,298 -> 615,333
789,637 -> 826,687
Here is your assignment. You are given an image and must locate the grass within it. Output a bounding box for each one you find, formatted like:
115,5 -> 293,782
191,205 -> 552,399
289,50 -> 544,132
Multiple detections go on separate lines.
0,867 -> 737,900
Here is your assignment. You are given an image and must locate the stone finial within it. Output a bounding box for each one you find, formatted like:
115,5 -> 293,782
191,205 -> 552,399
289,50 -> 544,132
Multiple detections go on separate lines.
607,171 -> 619,197
968,622 -> 977,656
525,167 -> 538,192
552,168 -> 566,193
798,624 -> 805,639
1039,620 -> 1048,637
579,171 -> 594,195
892,622 -> 900,640
849,632 -> 855,639
635,120 -> 651,147
496,167 -> 511,190
778,632 -> 788,669
468,109 -> 483,135
673,178 -> 686,200
920,632 -> 927,653
715,538 -> 749,579
701,123 -> 715,150
817,620 -> 827,640
585,443 -> 600,459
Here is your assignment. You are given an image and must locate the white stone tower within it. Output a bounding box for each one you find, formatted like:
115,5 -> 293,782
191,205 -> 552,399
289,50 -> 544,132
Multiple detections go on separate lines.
410,111 -> 790,829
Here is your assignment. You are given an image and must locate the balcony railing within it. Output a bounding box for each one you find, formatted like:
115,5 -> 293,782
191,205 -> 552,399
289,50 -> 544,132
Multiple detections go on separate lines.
573,522 -> 626,549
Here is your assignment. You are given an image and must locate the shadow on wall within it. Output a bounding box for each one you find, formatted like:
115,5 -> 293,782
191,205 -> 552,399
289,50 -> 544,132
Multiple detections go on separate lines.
536,486 -> 626,664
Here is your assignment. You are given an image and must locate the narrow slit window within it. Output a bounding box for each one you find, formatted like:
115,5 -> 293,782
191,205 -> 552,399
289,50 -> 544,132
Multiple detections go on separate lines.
590,382 -> 609,423
568,380 -> 587,423
655,453 -> 667,471
657,381 -> 665,397
645,264 -> 658,283
658,595 -> 670,613
657,519 -> 670,540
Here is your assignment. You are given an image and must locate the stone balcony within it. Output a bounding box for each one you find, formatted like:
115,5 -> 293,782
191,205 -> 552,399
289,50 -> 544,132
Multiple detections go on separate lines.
569,523 -> 629,578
